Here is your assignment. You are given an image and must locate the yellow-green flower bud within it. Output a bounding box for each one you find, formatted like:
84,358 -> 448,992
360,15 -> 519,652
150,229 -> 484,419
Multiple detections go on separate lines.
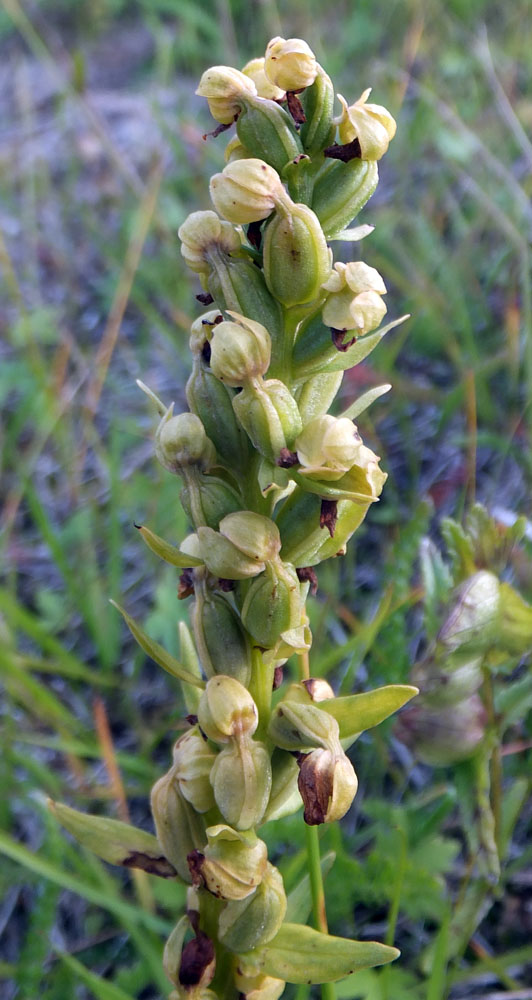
210,739 -> 272,830
298,747 -> 358,824
336,89 -> 397,160
311,158 -> 378,240
172,728 -> 217,814
242,58 -> 285,101
398,695 -> 486,766
295,415 -> 366,480
263,201 -> 331,307
262,749 -> 301,822
219,511 -> 281,563
198,675 -> 258,744
264,36 -> 318,91
241,561 -> 303,649
188,824 -> 268,900
411,652 -> 483,708
437,571 -> 500,653
210,159 -> 284,225
156,410 -> 216,475
268,698 -> 340,751
197,526 -> 266,579
225,134 -> 252,162
150,766 -> 206,883
210,313 -> 271,386
218,862 -> 287,952
235,970 -> 285,1000
196,65 -> 256,124
321,261 -> 387,334
192,587 -> 252,685
233,379 -> 303,463
178,210 -> 241,275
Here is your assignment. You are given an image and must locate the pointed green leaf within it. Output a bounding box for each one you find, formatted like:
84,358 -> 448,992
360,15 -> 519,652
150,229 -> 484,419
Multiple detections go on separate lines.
49,801 -> 178,878
110,601 -> 205,689
239,923 -> 399,984
338,384 -> 391,422
136,524 -> 203,567
321,685 -> 418,743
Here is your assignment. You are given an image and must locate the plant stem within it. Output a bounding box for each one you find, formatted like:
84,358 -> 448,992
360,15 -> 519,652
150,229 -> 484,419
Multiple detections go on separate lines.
305,823 -> 336,1000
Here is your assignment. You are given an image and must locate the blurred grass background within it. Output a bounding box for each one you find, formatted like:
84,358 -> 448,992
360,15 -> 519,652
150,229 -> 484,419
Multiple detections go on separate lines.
1,0 -> 531,997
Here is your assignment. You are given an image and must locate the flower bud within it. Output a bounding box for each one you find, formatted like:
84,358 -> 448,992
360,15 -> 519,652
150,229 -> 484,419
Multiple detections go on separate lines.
198,675 -> 258,744
192,588 -> 252,685
189,310 -> 223,356
151,767 -> 206,883
298,747 -> 358,824
262,749 -> 301,822
210,313 -> 271,386
336,89 -> 397,160
438,571 -> 500,653
235,971 -> 285,1000
196,65 -> 256,124
303,677 -> 335,701
264,37 -> 318,91
179,210 -> 241,274
210,159 -> 284,225
268,699 -> 340,751
321,261 -> 387,334
219,511 -> 281,563
188,824 -> 267,899
156,410 -> 216,475
172,728 -> 217,814
186,362 -> 251,474
295,415 -> 365,478
398,695 -> 486,766
197,526 -> 266,579
233,379 -> 303,463
218,862 -> 287,953
411,653 -> 483,708
263,201 -> 331,307
210,739 -> 272,830
311,158 -> 378,240
241,561 -> 303,649
242,58 -> 285,101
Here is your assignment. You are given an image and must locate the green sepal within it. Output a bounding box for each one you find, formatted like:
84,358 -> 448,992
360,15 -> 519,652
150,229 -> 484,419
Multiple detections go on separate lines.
239,923 -> 399,984
311,158 -> 378,240
237,94 -> 303,174
110,601 -> 205,689
48,800 -> 178,878
136,524 -> 203,567
338,384 -> 391,422
320,684 -> 419,746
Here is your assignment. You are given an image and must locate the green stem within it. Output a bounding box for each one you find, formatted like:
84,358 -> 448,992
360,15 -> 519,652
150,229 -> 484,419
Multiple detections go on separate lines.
305,824 -> 336,1000
249,647 -> 274,742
